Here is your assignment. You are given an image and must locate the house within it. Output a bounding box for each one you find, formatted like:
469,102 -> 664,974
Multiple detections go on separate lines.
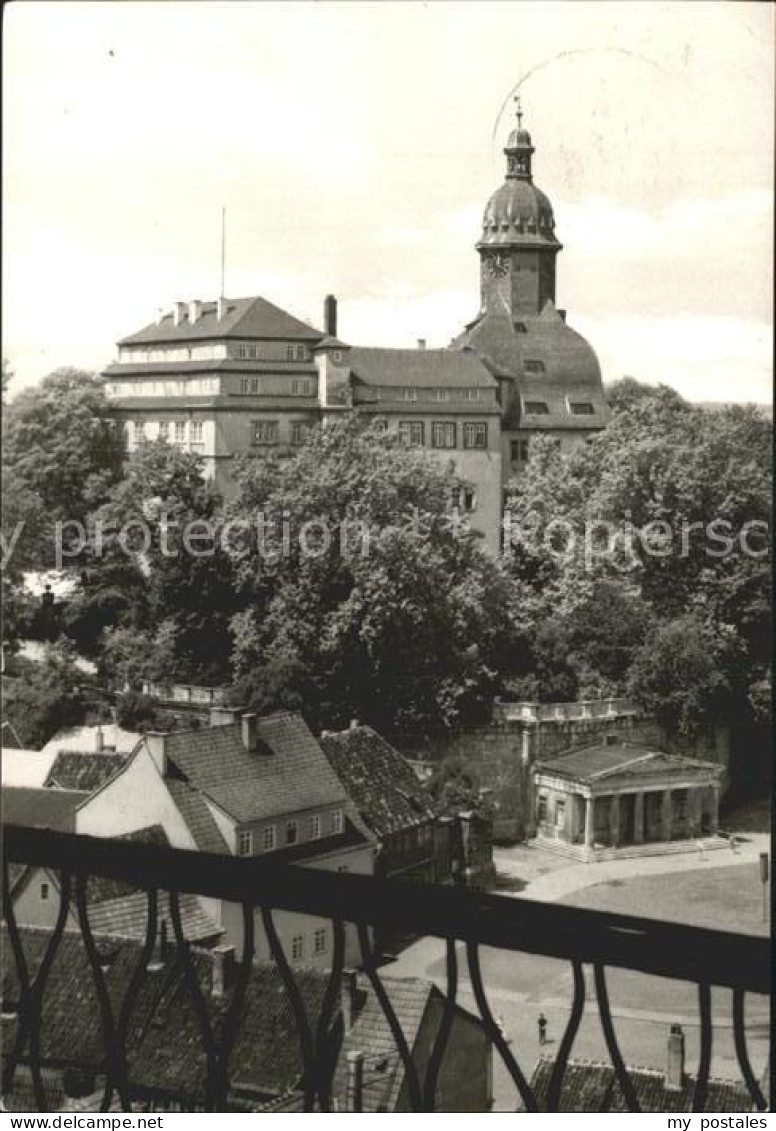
532,742 -> 724,861
319,726 -> 440,883
332,971 -> 493,1112
525,1025 -> 756,1112
43,751 -> 127,792
8,826 -> 221,945
320,725 -> 495,891
1,926 -> 493,1113
38,723 -> 141,757
74,710 -> 377,965
102,107 -> 609,554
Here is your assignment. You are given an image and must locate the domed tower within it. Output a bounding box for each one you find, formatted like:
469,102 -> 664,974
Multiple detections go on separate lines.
452,98 -> 609,456
477,99 -> 561,317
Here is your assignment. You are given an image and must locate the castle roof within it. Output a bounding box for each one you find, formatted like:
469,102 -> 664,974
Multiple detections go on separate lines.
119,296 -> 323,346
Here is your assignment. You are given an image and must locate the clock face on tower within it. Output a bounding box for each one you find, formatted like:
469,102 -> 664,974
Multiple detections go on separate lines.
487,253 -> 509,278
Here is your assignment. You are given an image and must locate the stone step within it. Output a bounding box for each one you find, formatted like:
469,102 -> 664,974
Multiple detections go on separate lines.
532,834 -> 731,863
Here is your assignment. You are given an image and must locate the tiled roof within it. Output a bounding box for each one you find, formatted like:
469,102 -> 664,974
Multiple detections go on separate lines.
332,976 -> 435,1112
2,787 -> 89,831
538,744 -> 721,785
118,297 -> 323,346
83,890 -> 221,945
1,927 -> 329,1106
347,347 -> 498,390
161,713 -> 350,824
320,727 -> 435,839
527,1057 -> 755,1113
44,752 -> 127,792
164,779 -> 231,855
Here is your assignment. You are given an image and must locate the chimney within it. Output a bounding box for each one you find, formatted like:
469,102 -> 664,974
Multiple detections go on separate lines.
665,1024 -> 685,1092
241,712 -> 258,751
558,309 -> 567,323
156,307 -> 166,326
217,296 -> 228,321
211,944 -> 235,998
147,918 -> 168,973
189,299 -> 203,324
145,731 -> 168,776
345,1051 -> 364,1113
417,338 -> 426,350
324,294 -> 337,337
94,726 -> 104,753
173,301 -> 187,327
349,718 -> 359,731
210,705 -> 243,728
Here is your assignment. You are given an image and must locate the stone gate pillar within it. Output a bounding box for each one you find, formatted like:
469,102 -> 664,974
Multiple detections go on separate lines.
634,792 -> 644,843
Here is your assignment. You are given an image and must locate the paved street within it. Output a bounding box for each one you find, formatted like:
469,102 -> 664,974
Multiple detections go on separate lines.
382,840 -> 770,1111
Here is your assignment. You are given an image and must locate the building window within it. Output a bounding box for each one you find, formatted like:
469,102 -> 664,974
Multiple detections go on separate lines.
174,420 -> 187,445
432,421 -> 456,449
295,345 -> 308,361
237,830 -> 253,857
434,389 -> 450,402
252,420 -> 279,445
240,376 -> 261,394
399,421 -> 424,447
399,387 -> 418,401
673,790 -> 688,821
331,350 -> 342,363
133,421 -> 147,445
40,883 -> 49,901
464,389 -> 482,401
514,321 -> 527,333
157,421 -> 169,442
291,421 -> 310,446
262,825 -> 276,851
189,420 -> 203,445
569,401 -> 595,415
511,439 -> 530,463
291,378 -> 311,396
523,400 -> 549,415
286,820 -> 298,845
463,422 -> 487,449
524,360 -> 546,373
537,795 -> 548,823
332,810 -> 343,834
452,486 -> 477,512
605,734 -> 618,747
286,344 -> 295,360
555,800 -> 566,828
372,418 -> 388,434
291,935 -> 304,960
314,928 -> 327,955
309,815 -> 321,839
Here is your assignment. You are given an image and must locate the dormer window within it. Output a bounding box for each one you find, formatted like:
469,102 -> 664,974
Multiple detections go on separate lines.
524,360 -> 545,374
514,322 -> 527,333
332,811 -> 343,834
523,400 -> 549,415
331,350 -> 342,363
237,830 -> 253,856
569,401 -> 595,416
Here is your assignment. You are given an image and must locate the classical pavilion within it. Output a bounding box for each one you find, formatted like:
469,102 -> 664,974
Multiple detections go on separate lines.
533,743 -> 723,861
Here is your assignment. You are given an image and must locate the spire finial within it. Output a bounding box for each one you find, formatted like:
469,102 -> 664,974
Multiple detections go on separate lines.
514,93 -> 523,129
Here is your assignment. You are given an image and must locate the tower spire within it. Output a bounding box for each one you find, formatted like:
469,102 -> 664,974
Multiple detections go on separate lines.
514,93 -> 523,129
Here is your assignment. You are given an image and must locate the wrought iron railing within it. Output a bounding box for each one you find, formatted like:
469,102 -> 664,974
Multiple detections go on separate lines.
2,824 -> 770,1113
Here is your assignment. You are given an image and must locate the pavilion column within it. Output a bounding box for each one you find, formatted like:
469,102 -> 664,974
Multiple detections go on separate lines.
633,792 -> 644,844
609,794 -> 621,848
661,790 -> 673,842
584,796 -> 595,849
709,785 -> 719,834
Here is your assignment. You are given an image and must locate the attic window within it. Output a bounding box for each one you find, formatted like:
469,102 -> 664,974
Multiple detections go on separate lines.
514,322 -> 527,333
524,360 -> 545,373
523,400 -> 549,415
569,401 -> 595,415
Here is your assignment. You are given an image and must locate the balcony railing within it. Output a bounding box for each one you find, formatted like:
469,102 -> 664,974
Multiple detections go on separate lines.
493,697 -> 640,724
2,824 -> 770,1113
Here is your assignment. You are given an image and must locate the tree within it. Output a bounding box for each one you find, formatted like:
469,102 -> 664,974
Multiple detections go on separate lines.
2,368 -> 124,570
2,358 -> 13,403
2,643 -> 89,748
627,616 -> 733,735
226,418 -> 519,734
79,442 -> 238,681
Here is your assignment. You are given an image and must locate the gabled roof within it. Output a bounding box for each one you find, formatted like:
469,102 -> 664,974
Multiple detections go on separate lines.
44,752 -> 128,792
2,786 -> 89,831
160,713 -> 350,824
164,778 -> 231,855
118,297 -> 323,346
320,726 -> 435,839
332,976 -> 438,1112
347,346 -> 498,390
527,1056 -> 754,1113
537,743 -> 722,786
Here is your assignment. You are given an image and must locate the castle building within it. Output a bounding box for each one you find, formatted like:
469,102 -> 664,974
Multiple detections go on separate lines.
102,107 -> 608,553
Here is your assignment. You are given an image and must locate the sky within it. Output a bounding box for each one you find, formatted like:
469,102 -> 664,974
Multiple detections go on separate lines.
3,1 -> 773,403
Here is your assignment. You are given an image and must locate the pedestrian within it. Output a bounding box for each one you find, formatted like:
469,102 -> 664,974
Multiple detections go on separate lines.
538,1012 -> 547,1045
